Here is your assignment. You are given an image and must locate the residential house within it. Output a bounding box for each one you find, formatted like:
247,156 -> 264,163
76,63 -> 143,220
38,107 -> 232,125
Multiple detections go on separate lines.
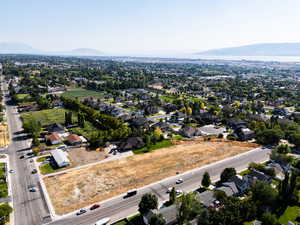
243,169 -> 272,186
129,117 -> 149,130
228,175 -> 249,194
119,137 -> 145,150
195,190 -> 217,208
170,111 -> 187,123
215,182 -> 239,197
143,205 -> 178,225
266,162 -> 285,181
227,118 -> 247,130
238,128 -> 255,141
45,133 -> 62,145
66,134 -> 82,146
179,126 -> 203,138
47,123 -> 66,134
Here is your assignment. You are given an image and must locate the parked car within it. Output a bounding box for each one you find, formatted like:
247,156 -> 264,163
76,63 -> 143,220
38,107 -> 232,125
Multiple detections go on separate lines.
90,204 -> 100,210
31,169 -> 37,174
76,209 -> 87,216
9,169 -> 14,173
19,155 -> 25,159
176,178 -> 183,184
166,187 -> 173,193
29,159 -> 34,163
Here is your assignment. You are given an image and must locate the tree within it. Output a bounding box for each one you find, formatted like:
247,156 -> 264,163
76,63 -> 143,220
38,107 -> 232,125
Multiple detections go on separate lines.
169,187 -> 176,204
261,213 -> 277,225
251,181 -> 278,207
23,119 -> 41,137
149,214 -> 166,225
201,172 -> 211,188
177,192 -> 204,225
197,209 -> 210,225
256,128 -> 284,145
138,193 -> 158,214
275,144 -> 291,154
0,203 -> 12,225
154,127 -> 163,136
220,168 -> 236,183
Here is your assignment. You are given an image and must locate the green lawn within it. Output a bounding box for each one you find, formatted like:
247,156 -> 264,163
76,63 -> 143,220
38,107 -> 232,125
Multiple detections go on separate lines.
133,140 -> 173,154
278,206 -> 300,225
159,95 -> 176,103
62,88 -> 103,99
21,108 -> 77,127
37,156 -> 48,162
16,94 -> 34,103
39,164 -> 56,174
0,164 -> 8,198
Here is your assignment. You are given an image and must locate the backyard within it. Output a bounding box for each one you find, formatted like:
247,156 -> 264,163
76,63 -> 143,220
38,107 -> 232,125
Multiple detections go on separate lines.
44,138 -> 259,214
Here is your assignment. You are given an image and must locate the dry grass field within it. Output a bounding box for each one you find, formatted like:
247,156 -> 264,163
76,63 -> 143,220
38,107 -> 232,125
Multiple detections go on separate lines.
44,138 -> 259,215
0,125 -> 9,147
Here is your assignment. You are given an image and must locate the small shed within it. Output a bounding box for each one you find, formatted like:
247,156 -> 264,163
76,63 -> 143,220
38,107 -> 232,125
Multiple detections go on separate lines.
52,149 -> 70,167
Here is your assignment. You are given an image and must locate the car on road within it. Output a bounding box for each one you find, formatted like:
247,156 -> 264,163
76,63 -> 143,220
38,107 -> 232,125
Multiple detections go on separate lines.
19,155 -> 25,159
76,209 -> 87,216
176,190 -> 183,196
29,187 -> 36,192
9,169 -> 14,173
90,204 -> 100,210
176,178 -> 183,184
31,169 -> 37,174
95,217 -> 110,225
124,189 -> 137,198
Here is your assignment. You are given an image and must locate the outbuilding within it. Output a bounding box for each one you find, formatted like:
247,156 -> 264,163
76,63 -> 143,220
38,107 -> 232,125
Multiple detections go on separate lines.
51,149 -> 70,168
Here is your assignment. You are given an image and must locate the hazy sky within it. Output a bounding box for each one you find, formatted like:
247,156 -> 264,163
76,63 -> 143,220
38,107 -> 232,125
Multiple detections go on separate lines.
1,0 -> 300,54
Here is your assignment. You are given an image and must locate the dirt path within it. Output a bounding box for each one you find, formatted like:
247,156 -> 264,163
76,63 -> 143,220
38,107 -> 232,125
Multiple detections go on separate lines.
44,139 -> 259,214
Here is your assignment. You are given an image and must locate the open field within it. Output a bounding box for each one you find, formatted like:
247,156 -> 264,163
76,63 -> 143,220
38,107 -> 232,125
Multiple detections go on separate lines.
21,108 -> 77,127
68,147 -> 107,167
62,88 -> 103,99
44,138 -> 259,214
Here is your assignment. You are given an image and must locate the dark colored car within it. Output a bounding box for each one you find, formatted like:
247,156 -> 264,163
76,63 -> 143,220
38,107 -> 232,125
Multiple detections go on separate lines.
31,169 -> 37,174
124,189 -> 137,198
19,155 -> 25,159
76,209 -> 87,216
90,204 -> 100,210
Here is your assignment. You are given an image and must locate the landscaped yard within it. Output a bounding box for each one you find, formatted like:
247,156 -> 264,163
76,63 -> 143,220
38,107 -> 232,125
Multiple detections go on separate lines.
278,206 -> 300,225
21,108 -> 77,127
62,88 -> 103,99
133,140 -> 173,154
44,138 -> 259,214
39,164 -> 55,175
16,94 -> 34,103
0,163 -> 8,198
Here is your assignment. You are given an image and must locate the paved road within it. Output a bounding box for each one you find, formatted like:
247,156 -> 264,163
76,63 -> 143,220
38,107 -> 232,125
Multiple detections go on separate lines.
2,79 -> 51,225
48,147 -> 270,225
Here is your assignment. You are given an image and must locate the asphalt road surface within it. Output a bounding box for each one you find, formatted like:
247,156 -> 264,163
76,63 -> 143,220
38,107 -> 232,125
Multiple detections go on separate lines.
2,80 -> 51,225
47,147 -> 270,225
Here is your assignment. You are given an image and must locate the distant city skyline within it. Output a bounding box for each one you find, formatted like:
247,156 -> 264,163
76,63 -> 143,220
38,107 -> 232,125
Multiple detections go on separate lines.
1,0 -> 300,54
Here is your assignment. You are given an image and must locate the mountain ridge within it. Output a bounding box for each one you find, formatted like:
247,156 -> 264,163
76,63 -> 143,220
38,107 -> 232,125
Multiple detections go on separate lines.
196,43 -> 300,56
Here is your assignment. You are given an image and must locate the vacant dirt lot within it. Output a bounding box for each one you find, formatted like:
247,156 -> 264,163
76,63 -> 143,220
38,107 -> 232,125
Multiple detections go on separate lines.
68,147 -> 107,168
0,125 -> 9,148
44,139 -> 259,215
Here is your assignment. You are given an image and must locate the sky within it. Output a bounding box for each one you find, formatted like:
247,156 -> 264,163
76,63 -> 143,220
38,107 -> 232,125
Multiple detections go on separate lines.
1,0 -> 300,54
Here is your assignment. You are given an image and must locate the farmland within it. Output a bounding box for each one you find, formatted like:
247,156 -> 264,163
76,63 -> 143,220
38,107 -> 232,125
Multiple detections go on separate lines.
44,138 -> 259,214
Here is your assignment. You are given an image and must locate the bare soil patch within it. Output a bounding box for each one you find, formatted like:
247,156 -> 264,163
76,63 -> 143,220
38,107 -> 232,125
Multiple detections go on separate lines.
44,139 -> 259,215
68,147 -> 107,168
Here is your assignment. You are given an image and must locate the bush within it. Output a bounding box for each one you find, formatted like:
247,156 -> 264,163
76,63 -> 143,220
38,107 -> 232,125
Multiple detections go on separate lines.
261,213 -> 277,225
217,133 -> 223,138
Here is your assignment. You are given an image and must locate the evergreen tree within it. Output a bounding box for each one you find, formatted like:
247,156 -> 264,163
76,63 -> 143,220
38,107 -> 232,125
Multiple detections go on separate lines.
201,172 -> 211,188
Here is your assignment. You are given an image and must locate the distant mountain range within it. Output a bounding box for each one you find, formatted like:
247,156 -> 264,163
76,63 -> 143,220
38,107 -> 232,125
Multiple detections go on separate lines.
196,43 -> 300,56
0,42 -> 105,56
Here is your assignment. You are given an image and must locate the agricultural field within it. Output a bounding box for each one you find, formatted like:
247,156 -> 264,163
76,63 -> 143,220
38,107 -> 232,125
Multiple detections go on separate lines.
61,88 -> 103,99
0,125 -> 9,147
44,139 -> 259,214
21,108 -> 76,127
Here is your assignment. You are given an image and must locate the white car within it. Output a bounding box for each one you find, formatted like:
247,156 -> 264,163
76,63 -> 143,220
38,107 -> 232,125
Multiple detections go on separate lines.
9,169 -> 14,173
176,190 -> 183,196
176,178 -> 183,184
166,187 -> 173,193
